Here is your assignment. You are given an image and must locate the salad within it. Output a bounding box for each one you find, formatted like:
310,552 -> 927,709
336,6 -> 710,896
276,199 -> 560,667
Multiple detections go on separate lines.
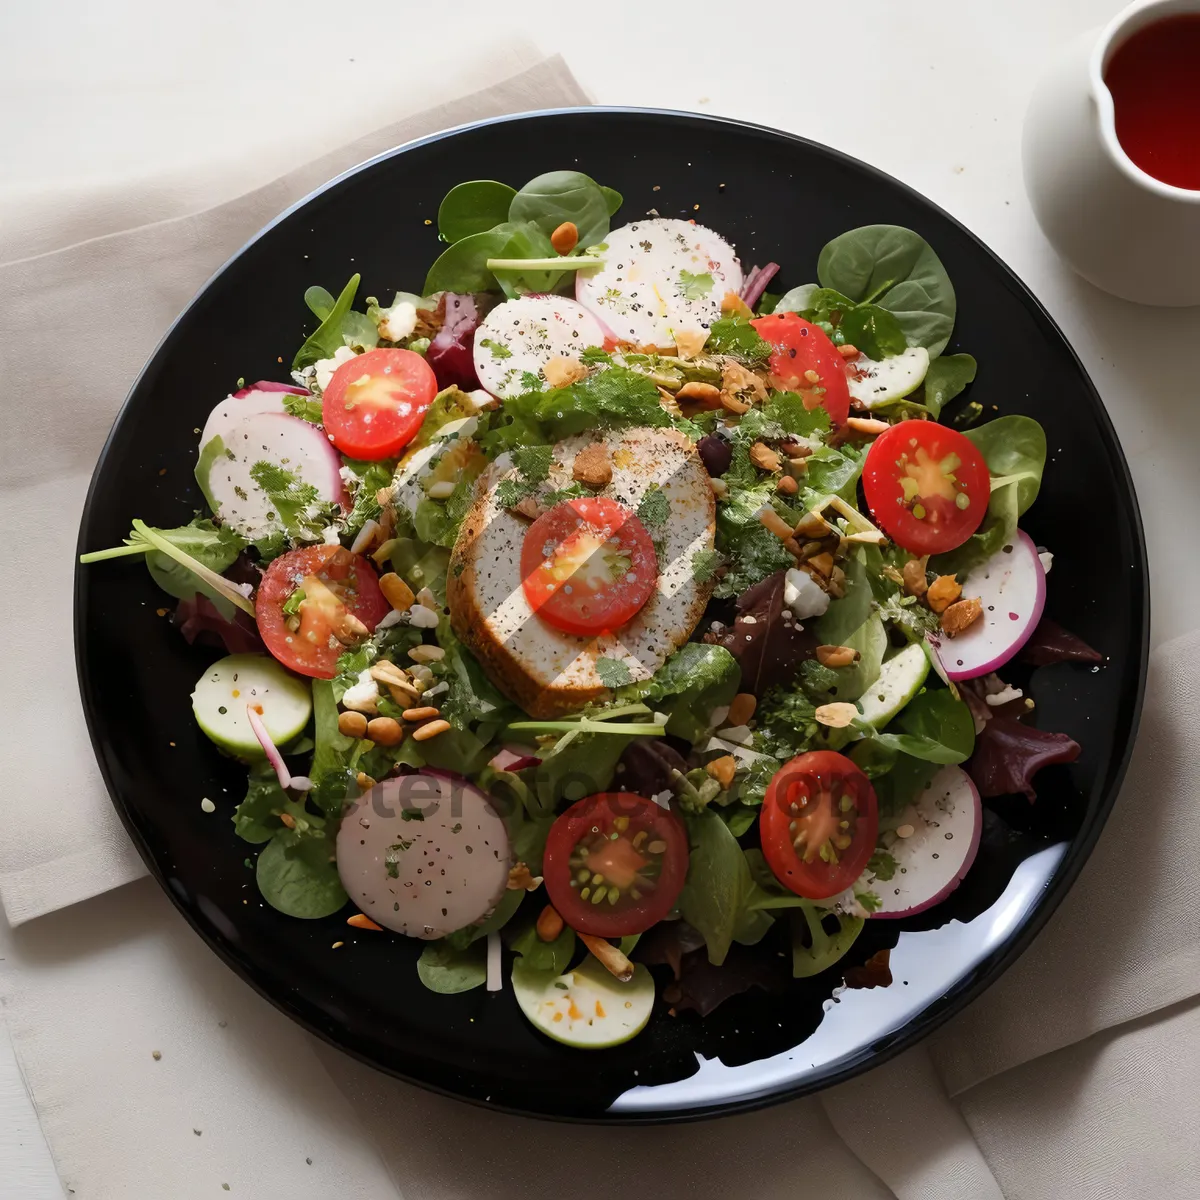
82,169 -> 1099,1050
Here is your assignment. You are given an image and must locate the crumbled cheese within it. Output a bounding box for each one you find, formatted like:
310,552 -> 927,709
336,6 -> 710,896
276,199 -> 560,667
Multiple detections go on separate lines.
1038,550 -> 1054,574
313,345 -> 357,392
375,609 -> 404,630
783,568 -> 831,621
377,300 -> 418,343
341,669 -> 380,714
985,684 -> 1024,707
650,789 -> 673,809
321,525 -> 341,545
716,724 -> 753,745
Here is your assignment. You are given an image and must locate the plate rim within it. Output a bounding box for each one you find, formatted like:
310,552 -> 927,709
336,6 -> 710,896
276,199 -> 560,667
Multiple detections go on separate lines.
73,105 -> 1151,1123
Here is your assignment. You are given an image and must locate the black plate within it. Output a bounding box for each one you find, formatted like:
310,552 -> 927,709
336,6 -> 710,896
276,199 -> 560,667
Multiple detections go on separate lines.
74,108 -> 1147,1121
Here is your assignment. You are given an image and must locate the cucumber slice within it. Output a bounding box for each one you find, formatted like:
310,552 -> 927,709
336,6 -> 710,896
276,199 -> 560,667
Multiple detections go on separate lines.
846,346 -> 930,408
191,653 -> 312,758
856,642 -> 930,729
512,955 -> 655,1049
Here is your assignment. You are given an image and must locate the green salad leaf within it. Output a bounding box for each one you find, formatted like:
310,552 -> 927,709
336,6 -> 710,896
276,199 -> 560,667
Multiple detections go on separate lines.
255,834 -> 347,919
922,353 -> 977,417
678,809 -> 753,966
232,764 -> 289,844
435,615 -> 516,730
790,905 -> 865,978
964,414 -> 1047,516
777,286 -> 907,360
509,921 -> 576,974
293,274 -> 367,370
817,225 -> 956,357
616,643 -> 741,744
438,180 -> 518,243
871,687 -> 975,763
443,887 -> 523,951
508,170 -> 613,251
341,459 -> 393,540
416,941 -> 487,993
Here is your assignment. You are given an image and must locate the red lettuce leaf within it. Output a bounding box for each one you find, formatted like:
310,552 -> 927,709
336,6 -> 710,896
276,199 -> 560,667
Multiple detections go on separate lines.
706,569 -> 817,696
174,595 -> 263,655
968,715 -> 1081,801
1019,618 -> 1103,666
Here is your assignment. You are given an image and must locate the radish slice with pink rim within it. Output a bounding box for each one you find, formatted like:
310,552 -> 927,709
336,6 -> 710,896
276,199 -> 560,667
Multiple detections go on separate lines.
943,529 -> 1046,681
201,381 -> 307,449
868,765 -> 982,919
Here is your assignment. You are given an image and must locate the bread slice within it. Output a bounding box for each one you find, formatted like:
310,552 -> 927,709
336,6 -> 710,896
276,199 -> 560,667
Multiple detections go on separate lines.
447,426 -> 716,718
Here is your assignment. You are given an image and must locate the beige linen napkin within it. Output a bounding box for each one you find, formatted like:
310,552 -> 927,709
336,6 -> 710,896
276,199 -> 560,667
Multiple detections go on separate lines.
0,52 -> 588,928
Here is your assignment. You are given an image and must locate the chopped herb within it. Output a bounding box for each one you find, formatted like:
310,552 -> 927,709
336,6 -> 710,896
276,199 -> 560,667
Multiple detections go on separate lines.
691,547 -> 722,583
706,316 -> 771,365
479,337 -> 513,360
512,444 -> 553,483
636,484 -> 670,528
400,809 -> 425,821
281,588 -> 305,618
678,269 -> 714,301
595,657 -> 633,688
855,891 -> 883,914
867,849 -> 898,881
282,392 -> 323,423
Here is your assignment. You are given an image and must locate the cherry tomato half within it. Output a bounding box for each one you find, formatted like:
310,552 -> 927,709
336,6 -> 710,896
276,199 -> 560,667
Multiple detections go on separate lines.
256,545 -> 390,679
521,496 -> 658,636
862,419 -> 990,556
760,751 -> 879,900
543,792 -> 689,937
751,312 -> 851,426
322,347 -> 438,460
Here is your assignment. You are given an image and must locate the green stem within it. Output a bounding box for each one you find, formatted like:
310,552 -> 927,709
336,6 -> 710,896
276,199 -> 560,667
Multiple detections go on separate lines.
131,520 -> 256,616
861,278 -> 896,306
485,256 -> 605,271
504,719 -> 663,739
79,543 -> 150,563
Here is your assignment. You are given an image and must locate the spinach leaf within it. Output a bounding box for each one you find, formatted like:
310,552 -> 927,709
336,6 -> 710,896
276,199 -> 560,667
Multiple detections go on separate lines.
424,227 -> 513,295
141,517 -> 246,606
508,170 -> 612,251
803,440 -> 866,503
416,941 -> 487,993
790,905 -> 864,978
527,731 -> 634,815
876,752 -> 940,818
814,550 -> 872,644
437,180 -> 517,243
922,353 -> 977,418
443,887 -> 523,951
817,226 -> 956,357
873,687 -> 975,763
232,764 -> 288,844
743,848 -> 809,911
293,275 -> 363,370
617,643 -> 741,745
509,921 -> 576,974
255,834 -> 347,919
783,286 -> 907,360
309,680 -> 356,814
773,283 -> 819,314
490,221 -> 564,299
600,185 -> 623,216
678,810 -> 753,966
963,414 -> 1047,516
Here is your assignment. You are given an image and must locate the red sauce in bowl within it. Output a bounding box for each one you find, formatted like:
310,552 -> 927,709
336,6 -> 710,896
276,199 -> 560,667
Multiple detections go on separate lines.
1104,14 -> 1200,190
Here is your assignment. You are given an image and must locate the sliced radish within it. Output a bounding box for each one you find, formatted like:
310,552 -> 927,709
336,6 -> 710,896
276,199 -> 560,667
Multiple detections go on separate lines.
846,346 -> 930,407
576,218 -> 743,347
473,296 -> 606,399
867,764 -> 982,918
335,773 -> 511,939
200,382 -> 307,449
197,411 -> 347,541
943,529 -> 1046,681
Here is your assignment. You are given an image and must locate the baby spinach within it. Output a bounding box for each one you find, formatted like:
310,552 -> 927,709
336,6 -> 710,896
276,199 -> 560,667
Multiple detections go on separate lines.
814,551 -> 872,645
293,274 -> 364,370
416,941 -> 487,993
931,480 -> 1019,579
814,614 -> 886,704
779,286 -> 906,360
424,227 -> 514,295
790,905 -> 864,978
255,834 -> 347,919
964,414 -> 1047,515
509,921 -> 576,974
437,180 -> 517,243
443,887 -> 523,951
489,221 -> 563,298
232,764 -> 288,844
508,170 -> 612,251
600,185 -> 623,216
872,687 -> 975,763
678,809 -> 754,966
921,353 -> 977,418
817,225 -> 956,357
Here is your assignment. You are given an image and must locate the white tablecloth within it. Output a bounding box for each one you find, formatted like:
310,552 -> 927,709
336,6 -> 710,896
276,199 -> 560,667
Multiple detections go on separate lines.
3,1 -> 1200,1196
